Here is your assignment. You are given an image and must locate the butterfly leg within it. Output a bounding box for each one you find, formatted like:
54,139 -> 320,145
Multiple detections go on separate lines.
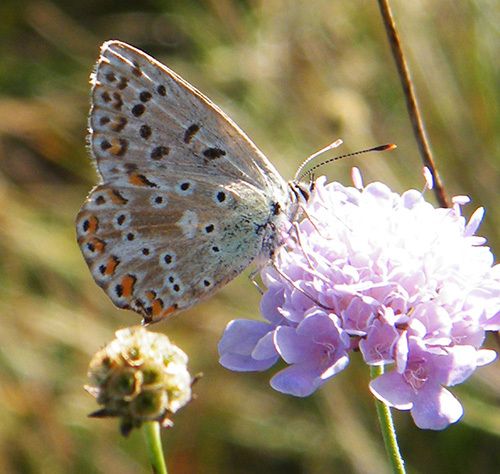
248,269 -> 264,295
291,222 -> 316,270
270,257 -> 334,311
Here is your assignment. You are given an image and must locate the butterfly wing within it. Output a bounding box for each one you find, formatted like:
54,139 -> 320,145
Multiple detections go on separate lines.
77,41 -> 291,322
88,40 -> 286,193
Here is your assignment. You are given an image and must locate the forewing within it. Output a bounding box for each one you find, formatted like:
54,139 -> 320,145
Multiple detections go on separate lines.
89,40 -> 287,194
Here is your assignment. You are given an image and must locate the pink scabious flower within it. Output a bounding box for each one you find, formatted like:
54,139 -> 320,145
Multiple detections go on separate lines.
218,169 -> 499,430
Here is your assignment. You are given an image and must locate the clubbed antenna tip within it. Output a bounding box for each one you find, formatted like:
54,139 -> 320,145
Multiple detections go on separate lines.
373,143 -> 397,152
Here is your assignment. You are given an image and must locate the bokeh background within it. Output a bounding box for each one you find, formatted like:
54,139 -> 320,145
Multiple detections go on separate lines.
0,1 -> 498,473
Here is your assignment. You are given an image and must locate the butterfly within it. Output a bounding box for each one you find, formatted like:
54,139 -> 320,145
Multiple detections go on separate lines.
76,40 -> 312,324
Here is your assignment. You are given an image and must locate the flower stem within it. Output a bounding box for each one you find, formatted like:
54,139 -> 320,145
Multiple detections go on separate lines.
377,0 -> 449,208
143,421 -> 168,474
370,365 -> 406,474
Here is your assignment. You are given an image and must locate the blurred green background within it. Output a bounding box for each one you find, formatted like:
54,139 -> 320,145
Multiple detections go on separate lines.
0,0 -> 498,473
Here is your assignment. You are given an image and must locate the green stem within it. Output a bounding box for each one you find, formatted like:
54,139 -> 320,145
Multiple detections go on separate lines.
370,365 -> 406,474
143,421 -> 168,474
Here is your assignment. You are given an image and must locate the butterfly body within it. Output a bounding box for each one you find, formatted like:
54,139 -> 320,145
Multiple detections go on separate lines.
76,41 -> 303,323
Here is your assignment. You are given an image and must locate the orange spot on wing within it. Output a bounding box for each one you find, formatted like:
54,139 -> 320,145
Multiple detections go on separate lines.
142,303 -> 178,324
94,239 -> 105,252
145,290 -> 156,300
128,173 -> 146,186
108,189 -> 128,205
128,173 -> 156,187
86,215 -> 99,233
106,137 -> 128,156
110,116 -> 127,132
86,237 -> 106,253
150,298 -> 164,317
104,256 -> 119,276
161,304 -> 177,319
120,274 -> 136,297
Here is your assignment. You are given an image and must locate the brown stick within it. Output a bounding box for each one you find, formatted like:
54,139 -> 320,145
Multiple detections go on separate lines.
377,0 -> 450,208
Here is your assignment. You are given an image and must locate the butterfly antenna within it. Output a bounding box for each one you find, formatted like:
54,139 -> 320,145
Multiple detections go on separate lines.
294,139 -> 343,182
296,142 -> 397,182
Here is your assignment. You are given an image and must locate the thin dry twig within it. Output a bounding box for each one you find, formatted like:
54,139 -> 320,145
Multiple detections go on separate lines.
377,0 -> 450,208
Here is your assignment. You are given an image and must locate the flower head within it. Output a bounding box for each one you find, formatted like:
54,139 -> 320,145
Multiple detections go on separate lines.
369,336 -> 493,429
87,326 -> 192,435
219,171 -> 498,429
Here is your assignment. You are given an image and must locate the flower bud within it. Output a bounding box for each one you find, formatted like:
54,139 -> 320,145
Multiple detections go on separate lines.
86,326 -> 192,435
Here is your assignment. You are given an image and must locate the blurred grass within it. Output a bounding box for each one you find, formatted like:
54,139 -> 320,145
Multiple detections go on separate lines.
0,0 -> 498,473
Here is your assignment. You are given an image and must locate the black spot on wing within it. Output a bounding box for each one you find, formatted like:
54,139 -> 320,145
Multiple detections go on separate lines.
203,148 -> 226,160
150,146 -> 170,160
184,124 -> 200,144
